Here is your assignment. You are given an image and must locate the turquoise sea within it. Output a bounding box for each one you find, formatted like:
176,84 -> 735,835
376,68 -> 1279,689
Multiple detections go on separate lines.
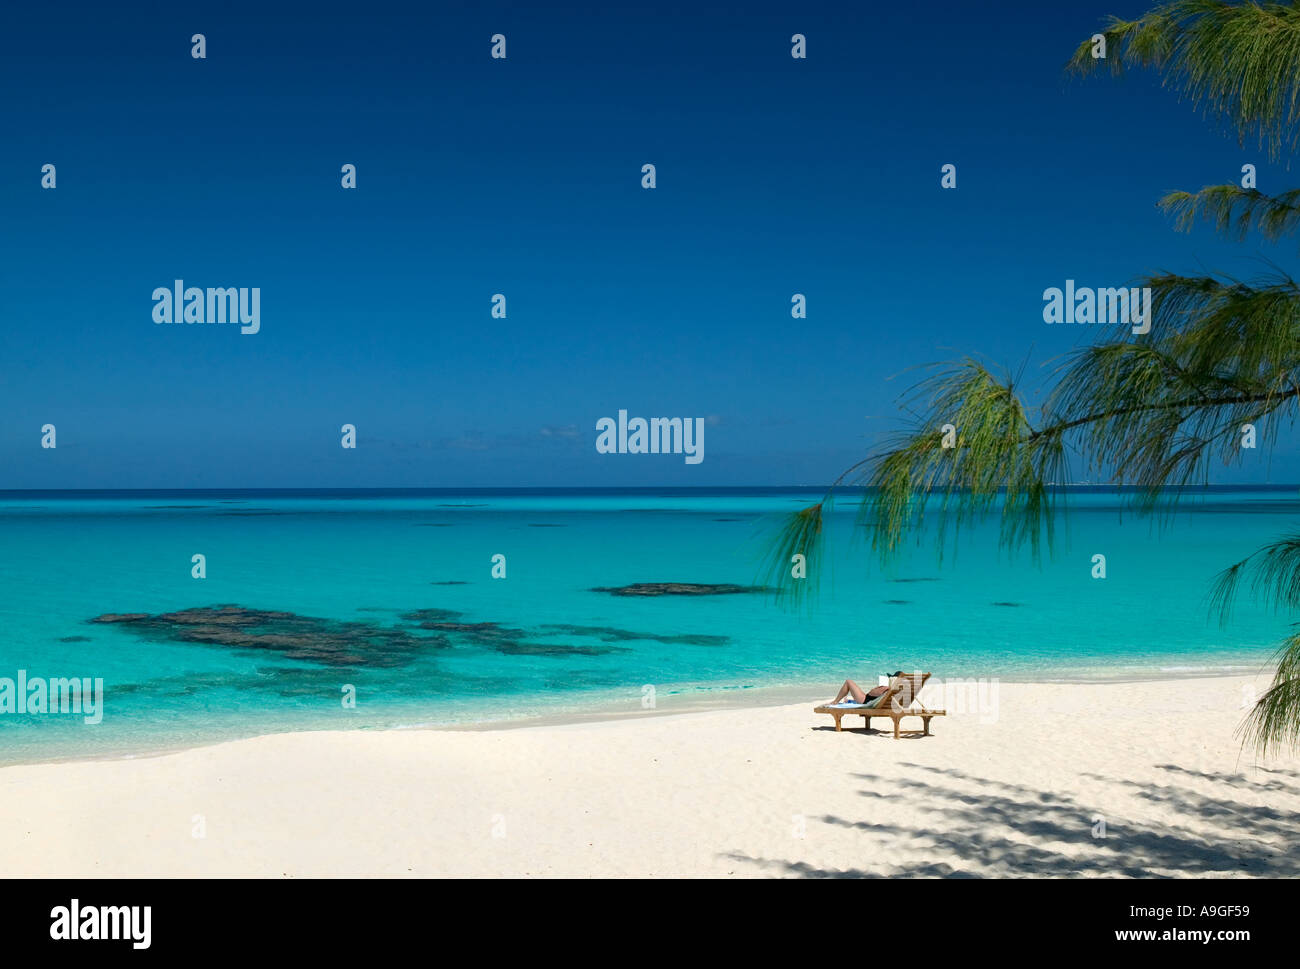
0,486 -> 1290,764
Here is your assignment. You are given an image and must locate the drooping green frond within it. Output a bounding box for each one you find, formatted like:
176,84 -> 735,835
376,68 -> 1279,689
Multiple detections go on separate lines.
764,363 -> 1060,582
761,499 -> 827,606
1202,521 -> 1300,757
1160,185 -> 1300,244
1069,1 -> 1300,159
1238,631 -> 1300,755
862,361 -> 1066,564
765,269 -> 1300,583
1139,272 -> 1300,388
1209,534 -> 1300,622
1047,271 -> 1300,507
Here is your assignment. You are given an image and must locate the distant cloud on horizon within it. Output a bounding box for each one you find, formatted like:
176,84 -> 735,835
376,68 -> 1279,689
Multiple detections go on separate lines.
539,424 -> 581,440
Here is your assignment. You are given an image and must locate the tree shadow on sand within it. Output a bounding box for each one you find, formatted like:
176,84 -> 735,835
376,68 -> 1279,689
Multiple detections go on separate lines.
724,762 -> 1300,877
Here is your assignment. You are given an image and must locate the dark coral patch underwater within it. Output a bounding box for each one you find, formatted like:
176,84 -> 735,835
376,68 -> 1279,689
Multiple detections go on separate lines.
92,605 -> 448,668
397,609 -> 631,656
90,601 -> 731,668
592,582 -> 769,597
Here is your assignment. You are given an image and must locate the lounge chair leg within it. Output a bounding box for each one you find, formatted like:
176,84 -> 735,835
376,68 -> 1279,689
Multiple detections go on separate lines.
893,718 -> 900,739
923,716 -> 932,736
833,713 -> 842,732
863,716 -> 871,733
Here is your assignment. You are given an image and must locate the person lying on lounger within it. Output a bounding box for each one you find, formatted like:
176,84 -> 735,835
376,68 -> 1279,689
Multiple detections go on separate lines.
829,671 -> 905,706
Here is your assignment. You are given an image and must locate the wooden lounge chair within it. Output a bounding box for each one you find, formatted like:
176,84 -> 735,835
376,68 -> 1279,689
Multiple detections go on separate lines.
813,672 -> 946,738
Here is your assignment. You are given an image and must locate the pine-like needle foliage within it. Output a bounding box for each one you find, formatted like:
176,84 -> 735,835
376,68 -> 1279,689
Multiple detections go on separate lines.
1241,631 -> 1300,754
1067,0 -> 1300,159
768,1 -> 1300,755
1161,187 -> 1300,244
758,498 -> 828,610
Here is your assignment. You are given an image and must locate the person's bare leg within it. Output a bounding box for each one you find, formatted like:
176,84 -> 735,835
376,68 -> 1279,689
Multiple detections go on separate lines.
832,679 -> 867,704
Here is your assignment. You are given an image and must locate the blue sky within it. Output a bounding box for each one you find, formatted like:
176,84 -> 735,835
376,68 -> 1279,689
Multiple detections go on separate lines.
2,0 -> 1296,487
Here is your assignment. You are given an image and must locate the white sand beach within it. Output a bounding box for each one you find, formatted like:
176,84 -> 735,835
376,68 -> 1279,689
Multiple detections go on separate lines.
1,673 -> 1296,877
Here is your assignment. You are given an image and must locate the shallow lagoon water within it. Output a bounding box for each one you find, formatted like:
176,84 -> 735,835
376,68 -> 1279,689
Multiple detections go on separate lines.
0,487 -> 1288,763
